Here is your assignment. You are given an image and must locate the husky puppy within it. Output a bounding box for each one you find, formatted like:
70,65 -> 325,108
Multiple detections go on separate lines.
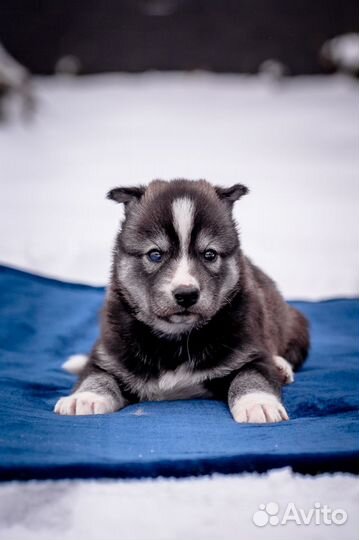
55,179 -> 309,423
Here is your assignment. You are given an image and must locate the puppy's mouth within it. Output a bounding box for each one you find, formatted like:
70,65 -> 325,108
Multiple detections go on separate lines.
161,311 -> 200,325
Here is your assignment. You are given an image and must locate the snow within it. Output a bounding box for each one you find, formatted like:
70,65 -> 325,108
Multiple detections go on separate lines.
0,73 -> 358,299
322,33 -> 359,72
0,468 -> 358,540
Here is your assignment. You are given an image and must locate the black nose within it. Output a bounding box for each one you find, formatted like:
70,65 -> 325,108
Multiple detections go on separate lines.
173,287 -> 199,308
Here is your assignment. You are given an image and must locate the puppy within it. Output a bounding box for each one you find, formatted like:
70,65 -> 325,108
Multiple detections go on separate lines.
55,179 -> 309,423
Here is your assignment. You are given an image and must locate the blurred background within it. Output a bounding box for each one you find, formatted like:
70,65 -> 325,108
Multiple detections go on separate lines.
0,0 -> 358,299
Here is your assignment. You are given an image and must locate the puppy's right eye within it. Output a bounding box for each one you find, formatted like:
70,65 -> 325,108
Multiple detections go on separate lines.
203,249 -> 218,262
147,249 -> 163,263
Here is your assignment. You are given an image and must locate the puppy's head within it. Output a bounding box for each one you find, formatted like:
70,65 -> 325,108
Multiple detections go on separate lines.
108,179 -> 248,336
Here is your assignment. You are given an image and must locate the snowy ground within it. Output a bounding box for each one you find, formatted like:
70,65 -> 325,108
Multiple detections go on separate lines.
0,74 -> 358,540
0,73 -> 358,298
0,469 -> 358,540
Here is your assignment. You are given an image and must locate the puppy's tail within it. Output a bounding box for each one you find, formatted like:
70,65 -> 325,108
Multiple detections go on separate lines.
62,354 -> 89,375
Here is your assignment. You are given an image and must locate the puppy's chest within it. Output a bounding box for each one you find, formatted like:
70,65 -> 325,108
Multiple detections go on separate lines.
125,336 -> 230,401
132,366 -> 214,401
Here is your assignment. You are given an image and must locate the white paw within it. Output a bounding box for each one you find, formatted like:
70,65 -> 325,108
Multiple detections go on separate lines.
231,391 -> 289,423
273,355 -> 294,385
54,391 -> 116,416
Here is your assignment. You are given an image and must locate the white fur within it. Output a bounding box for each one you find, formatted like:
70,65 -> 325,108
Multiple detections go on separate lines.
62,354 -> 88,375
172,197 -> 194,250
54,391 -> 118,416
170,197 -> 198,290
230,391 -> 289,423
136,365 -> 215,401
273,355 -> 294,384
170,256 -> 199,289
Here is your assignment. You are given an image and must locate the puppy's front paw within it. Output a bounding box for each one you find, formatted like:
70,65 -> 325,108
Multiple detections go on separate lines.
231,392 -> 289,423
54,391 -> 116,415
273,355 -> 294,385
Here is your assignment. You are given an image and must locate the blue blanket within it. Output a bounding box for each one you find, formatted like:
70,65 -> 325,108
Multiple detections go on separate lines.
0,265 -> 358,480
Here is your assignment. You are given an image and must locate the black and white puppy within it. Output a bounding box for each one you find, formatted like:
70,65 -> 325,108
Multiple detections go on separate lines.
55,179 -> 309,423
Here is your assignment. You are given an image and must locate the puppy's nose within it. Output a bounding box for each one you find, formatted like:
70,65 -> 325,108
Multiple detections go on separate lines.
173,286 -> 199,308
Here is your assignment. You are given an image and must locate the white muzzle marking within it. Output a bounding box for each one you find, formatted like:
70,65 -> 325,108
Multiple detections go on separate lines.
170,197 -> 199,290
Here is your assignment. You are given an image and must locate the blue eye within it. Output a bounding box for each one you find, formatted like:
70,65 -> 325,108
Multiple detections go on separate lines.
147,249 -> 163,263
203,249 -> 217,262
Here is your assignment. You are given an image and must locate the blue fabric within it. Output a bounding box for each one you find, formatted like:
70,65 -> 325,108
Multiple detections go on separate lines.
0,265 -> 358,480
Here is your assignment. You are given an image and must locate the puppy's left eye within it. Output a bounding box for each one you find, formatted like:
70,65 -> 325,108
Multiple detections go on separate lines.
147,249 -> 163,263
203,249 -> 218,262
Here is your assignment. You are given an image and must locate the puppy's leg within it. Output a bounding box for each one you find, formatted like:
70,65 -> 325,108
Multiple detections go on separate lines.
228,357 -> 288,423
284,306 -> 310,371
54,367 -> 125,416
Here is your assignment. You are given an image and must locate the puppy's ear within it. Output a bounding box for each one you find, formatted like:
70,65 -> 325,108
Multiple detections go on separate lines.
215,184 -> 249,206
107,186 -> 146,205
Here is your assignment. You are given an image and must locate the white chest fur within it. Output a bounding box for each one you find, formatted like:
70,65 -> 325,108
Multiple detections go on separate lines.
136,365 -> 213,401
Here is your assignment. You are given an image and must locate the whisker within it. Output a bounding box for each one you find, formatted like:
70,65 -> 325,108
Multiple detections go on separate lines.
186,329 -> 193,366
